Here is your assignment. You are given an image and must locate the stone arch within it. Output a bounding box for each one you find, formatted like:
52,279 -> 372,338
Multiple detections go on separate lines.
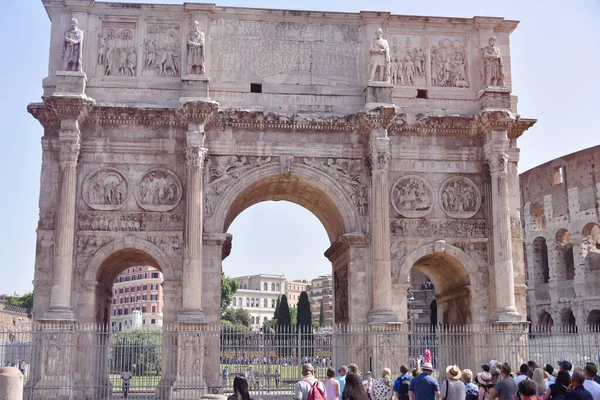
538,310 -> 553,331
559,307 -> 576,327
529,202 -> 546,231
555,229 -> 575,280
205,162 -> 362,242
587,309 -> 600,326
84,236 -> 175,284
398,241 -> 476,324
582,222 -> 600,270
532,237 -> 550,284
79,236 -> 175,325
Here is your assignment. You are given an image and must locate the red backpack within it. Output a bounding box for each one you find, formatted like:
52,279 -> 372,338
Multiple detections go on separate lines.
304,379 -> 327,400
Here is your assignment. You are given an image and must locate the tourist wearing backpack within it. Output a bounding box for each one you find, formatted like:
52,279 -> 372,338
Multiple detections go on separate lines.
394,365 -> 411,400
294,363 -> 327,400
543,370 -> 571,400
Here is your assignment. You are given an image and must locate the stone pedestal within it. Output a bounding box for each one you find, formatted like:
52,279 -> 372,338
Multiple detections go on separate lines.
479,87 -> 511,109
55,71 -> 87,97
364,81 -> 393,107
0,367 -> 23,400
181,75 -> 210,101
170,324 -> 209,400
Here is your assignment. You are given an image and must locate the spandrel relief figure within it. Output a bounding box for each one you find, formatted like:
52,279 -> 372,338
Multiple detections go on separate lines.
483,36 -> 504,87
187,20 -> 206,75
369,28 -> 390,82
63,18 -> 84,72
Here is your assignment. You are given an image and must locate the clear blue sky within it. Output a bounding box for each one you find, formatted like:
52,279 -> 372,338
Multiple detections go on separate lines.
1,0 -> 598,294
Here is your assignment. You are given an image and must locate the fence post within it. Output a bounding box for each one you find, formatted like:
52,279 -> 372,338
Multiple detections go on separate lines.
0,367 -> 23,400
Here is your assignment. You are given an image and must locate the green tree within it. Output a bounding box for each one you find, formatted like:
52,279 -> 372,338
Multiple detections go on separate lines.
221,273 -> 239,315
273,296 -> 281,321
112,327 -> 162,375
319,301 -> 325,327
276,295 -> 291,326
296,291 -> 312,327
290,308 -> 298,326
222,308 -> 251,328
6,292 -> 34,312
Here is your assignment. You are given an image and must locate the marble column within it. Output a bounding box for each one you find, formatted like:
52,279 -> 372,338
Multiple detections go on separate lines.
178,128 -> 208,322
484,130 -> 521,322
45,119 -> 81,320
368,128 -> 396,322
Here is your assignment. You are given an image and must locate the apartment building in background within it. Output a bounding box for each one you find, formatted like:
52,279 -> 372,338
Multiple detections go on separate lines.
232,274 -> 286,329
111,266 -> 164,332
309,274 -> 333,325
285,279 -> 310,308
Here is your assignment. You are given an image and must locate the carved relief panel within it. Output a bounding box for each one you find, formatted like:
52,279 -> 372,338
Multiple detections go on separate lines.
388,34 -> 427,87
334,265 -> 348,324
390,175 -> 433,218
430,35 -> 468,88
136,169 -> 183,212
97,22 -> 137,77
82,168 -> 128,210
439,176 -> 481,218
144,22 -> 182,77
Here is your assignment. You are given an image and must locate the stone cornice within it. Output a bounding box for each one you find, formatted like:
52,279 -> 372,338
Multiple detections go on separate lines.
42,96 -> 95,122
28,102 -> 536,140
324,233 -> 370,262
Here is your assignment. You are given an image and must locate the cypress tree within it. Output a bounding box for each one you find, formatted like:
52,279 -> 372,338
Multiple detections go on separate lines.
297,291 -> 312,327
318,301 -> 325,327
274,296 -> 281,322
277,295 -> 291,326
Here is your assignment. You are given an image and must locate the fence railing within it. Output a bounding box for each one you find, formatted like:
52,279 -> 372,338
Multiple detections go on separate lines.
0,323 -> 598,399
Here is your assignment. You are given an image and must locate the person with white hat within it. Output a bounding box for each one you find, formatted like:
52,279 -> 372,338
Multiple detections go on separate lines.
408,362 -> 440,400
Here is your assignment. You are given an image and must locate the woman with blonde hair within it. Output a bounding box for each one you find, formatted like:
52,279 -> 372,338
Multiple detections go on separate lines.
373,368 -> 393,400
531,368 -> 547,396
461,369 -> 478,400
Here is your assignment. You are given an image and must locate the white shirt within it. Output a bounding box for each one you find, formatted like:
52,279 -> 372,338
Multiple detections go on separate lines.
583,379 -> 600,400
294,375 -> 325,400
514,375 -> 528,385
121,371 -> 132,383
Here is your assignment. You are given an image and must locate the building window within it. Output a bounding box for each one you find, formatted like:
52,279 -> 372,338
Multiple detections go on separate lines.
138,274 -> 142,279
151,319 -> 156,324
251,298 -> 255,307
251,316 -> 255,324
114,289 -> 117,295
264,317 -> 268,323
112,298 -> 116,304
143,285 -> 147,290
124,309 -> 129,315
264,282 -> 268,291
151,294 -> 158,301
113,309 -> 116,316
130,296 -> 135,303
271,283 -> 275,291
272,299 -> 275,308
137,296 -> 140,302
152,306 -> 156,313
118,309 -> 122,315
143,319 -> 146,325
276,284 -> 280,291
142,306 -> 147,313
233,298 -> 237,306
152,272 -> 159,278
136,286 -> 141,291
130,287 -> 135,293
142,295 -> 147,301
553,166 -> 565,185
125,288 -> 129,293
264,299 -> 268,308
125,276 -> 130,282
246,298 -> 250,306
119,288 -> 123,294
145,273 -> 148,278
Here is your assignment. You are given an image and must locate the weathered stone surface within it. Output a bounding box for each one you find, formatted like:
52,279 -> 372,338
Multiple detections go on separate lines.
27,0 -> 537,395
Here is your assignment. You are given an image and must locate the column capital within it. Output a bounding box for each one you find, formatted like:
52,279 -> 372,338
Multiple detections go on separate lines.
485,152 -> 509,175
59,139 -> 81,166
185,145 -> 208,167
324,233 -> 370,262
368,131 -> 391,171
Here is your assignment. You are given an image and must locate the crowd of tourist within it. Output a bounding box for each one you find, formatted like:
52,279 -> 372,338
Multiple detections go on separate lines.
224,358 -> 600,400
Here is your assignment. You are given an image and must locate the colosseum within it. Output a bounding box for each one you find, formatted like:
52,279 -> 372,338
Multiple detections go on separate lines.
521,145 -> 600,329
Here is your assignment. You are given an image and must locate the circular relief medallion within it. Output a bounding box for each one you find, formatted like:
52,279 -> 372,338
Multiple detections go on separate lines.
390,175 -> 433,218
439,176 -> 481,219
136,169 -> 183,212
82,168 -> 128,211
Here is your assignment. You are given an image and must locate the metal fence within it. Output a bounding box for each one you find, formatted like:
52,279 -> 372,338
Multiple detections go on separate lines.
0,323 -> 598,399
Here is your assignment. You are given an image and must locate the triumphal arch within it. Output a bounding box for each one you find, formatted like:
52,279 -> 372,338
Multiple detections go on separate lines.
27,0 -> 535,397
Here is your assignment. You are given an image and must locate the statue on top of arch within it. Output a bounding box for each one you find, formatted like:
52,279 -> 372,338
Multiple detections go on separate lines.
187,20 -> 206,75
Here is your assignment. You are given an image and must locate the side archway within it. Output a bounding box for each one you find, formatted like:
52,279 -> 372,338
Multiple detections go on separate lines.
398,241 -> 476,324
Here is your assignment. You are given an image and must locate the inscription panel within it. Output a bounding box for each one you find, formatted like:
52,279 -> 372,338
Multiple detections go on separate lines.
209,19 -> 363,85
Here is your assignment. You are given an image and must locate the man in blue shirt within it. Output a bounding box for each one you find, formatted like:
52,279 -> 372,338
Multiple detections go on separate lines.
394,365 -> 411,400
336,365 -> 348,398
409,362 -> 440,400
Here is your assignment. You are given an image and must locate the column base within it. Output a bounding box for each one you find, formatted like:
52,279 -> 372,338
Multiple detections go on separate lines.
488,309 -> 522,323
41,306 -> 75,321
368,308 -> 398,323
177,309 -> 206,323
